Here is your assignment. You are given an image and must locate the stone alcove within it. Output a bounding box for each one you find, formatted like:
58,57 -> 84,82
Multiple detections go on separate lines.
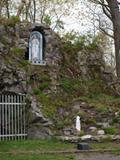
28,26 -> 46,65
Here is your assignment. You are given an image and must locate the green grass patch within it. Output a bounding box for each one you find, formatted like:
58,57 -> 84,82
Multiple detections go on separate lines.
38,82 -> 50,91
1,141 -> 120,160
12,47 -> 24,56
0,139 -> 75,152
38,93 -> 65,119
59,77 -> 82,93
0,139 -> 75,160
80,94 -> 120,111
91,142 -> 120,151
104,127 -> 117,135
0,154 -> 75,160
95,103 -> 109,113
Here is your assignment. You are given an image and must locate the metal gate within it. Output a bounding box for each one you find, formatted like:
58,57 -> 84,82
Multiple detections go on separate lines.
0,94 -> 27,141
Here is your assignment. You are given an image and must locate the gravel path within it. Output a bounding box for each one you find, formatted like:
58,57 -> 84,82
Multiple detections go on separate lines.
76,153 -> 120,160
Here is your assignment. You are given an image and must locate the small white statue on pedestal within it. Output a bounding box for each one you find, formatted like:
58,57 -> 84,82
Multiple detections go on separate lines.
76,116 -> 81,132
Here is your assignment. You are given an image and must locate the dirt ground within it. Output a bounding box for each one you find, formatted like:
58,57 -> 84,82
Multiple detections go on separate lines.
76,153 -> 120,160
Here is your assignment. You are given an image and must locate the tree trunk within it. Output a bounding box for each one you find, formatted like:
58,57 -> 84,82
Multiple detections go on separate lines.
25,0 -> 31,21
114,23 -> 120,77
33,0 -> 36,23
106,0 -> 120,77
6,0 -> 10,18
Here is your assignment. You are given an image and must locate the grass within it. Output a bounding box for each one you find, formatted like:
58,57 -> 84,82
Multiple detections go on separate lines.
91,142 -> 116,150
1,140 -> 120,159
91,142 -> 120,154
79,93 -> 120,112
0,154 -> 75,160
0,139 -> 75,160
0,139 -> 75,152
104,127 -> 117,135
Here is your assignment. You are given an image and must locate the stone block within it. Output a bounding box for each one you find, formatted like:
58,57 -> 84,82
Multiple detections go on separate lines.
77,143 -> 89,150
97,130 -> 105,135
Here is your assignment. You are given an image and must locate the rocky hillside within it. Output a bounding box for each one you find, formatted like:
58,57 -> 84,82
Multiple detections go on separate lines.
0,17 -> 120,138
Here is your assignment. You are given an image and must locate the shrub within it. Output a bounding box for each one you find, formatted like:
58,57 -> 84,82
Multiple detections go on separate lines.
11,47 -> 23,56
104,127 -> 117,135
59,77 -> 81,93
79,130 -> 85,137
85,118 -> 97,125
39,82 -> 50,91
33,88 -> 40,95
1,37 -> 9,45
59,78 -> 73,92
19,60 -> 29,68
112,117 -> 120,124
95,103 -> 108,113
8,16 -> 20,27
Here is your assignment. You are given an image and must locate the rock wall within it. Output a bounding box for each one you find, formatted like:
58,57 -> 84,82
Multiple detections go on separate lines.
0,22 -> 62,93
0,22 -> 62,139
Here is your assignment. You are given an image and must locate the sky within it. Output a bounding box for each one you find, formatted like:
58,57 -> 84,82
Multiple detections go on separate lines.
57,1 -> 94,34
9,0 -> 95,34
8,0 -> 112,36
53,0 -> 103,35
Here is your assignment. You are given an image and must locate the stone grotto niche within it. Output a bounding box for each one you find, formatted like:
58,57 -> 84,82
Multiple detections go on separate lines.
29,30 -> 45,65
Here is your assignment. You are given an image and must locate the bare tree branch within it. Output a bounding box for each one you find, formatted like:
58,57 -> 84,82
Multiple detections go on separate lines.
99,26 -> 114,38
102,5 -> 112,20
16,0 -> 26,17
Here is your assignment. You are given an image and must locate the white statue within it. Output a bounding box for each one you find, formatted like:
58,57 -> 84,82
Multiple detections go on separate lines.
76,116 -> 81,131
29,31 -> 43,64
32,38 -> 39,60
